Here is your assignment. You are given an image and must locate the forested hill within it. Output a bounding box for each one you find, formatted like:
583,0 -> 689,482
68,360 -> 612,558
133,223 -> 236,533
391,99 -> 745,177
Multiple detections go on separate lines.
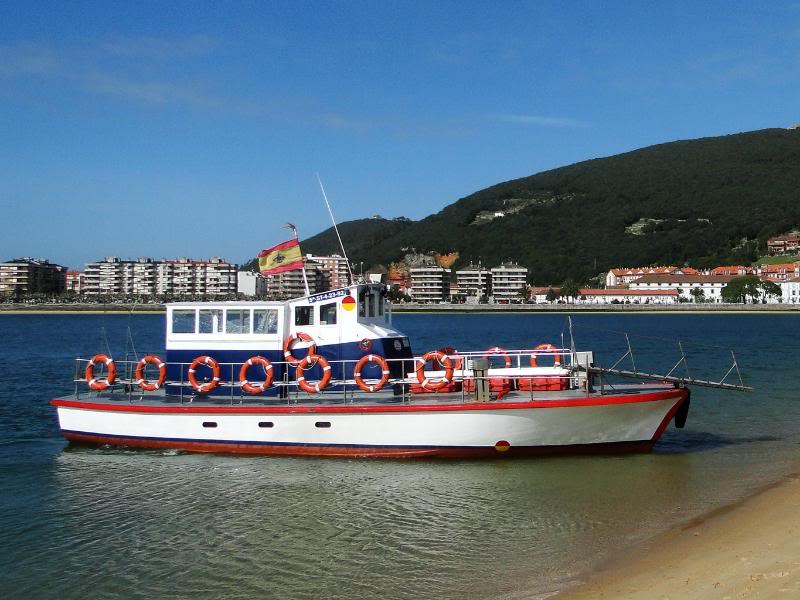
302,128 -> 800,284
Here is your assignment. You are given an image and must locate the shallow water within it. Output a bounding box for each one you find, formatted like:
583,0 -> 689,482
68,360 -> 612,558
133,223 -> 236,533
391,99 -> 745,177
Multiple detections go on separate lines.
1,312 -> 798,599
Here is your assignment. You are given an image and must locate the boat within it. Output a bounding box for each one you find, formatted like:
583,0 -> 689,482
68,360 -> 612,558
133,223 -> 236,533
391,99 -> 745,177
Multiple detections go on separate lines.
51,282 -> 749,459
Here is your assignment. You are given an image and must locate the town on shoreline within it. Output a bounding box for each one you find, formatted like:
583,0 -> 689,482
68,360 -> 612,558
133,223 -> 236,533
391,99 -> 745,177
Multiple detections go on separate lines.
3,234 -> 800,307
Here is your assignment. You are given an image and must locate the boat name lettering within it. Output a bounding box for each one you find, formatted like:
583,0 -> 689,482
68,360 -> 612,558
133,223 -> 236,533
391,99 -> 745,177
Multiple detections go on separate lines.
308,290 -> 347,303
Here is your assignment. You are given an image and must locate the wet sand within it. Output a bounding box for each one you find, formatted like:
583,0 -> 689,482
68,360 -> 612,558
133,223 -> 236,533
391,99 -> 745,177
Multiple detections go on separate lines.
556,475 -> 800,599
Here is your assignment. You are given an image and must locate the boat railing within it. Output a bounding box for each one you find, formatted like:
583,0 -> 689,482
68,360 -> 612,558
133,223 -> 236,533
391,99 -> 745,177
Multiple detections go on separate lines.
70,347 -> 577,405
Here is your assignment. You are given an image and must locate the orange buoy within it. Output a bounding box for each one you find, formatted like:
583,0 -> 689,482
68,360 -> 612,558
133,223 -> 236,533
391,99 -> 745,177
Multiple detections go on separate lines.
530,343 -> 563,367
283,332 -> 317,366
134,354 -> 166,391
353,354 -> 391,392
188,355 -> 221,394
415,350 -> 454,391
239,356 -> 274,395
296,354 -> 332,394
85,354 -> 117,391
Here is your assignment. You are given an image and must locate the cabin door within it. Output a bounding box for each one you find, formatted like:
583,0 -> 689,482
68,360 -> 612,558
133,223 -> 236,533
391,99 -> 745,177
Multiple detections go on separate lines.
314,300 -> 343,376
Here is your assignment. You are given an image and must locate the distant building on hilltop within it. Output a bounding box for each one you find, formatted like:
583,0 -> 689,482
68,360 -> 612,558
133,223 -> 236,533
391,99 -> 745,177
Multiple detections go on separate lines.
767,234 -> 800,255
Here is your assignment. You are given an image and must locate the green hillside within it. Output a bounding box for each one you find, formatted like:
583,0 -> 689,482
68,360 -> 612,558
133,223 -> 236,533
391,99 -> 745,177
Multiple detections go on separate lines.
304,128 -> 800,283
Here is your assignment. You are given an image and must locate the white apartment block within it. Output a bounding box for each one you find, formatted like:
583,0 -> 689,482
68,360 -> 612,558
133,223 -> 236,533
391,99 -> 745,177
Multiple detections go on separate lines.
456,264 -> 491,300
491,262 -> 527,303
237,271 -> 268,297
0,258 -> 66,296
409,266 -> 450,303
83,256 -> 236,297
781,277 -> 800,304
306,254 -> 351,289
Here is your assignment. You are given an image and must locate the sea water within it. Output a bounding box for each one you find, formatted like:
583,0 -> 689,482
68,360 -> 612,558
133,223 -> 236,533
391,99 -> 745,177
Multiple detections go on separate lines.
1,312 -> 799,599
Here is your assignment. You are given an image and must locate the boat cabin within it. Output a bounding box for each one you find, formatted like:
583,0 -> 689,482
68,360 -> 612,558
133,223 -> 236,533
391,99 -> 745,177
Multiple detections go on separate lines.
164,284 -> 412,395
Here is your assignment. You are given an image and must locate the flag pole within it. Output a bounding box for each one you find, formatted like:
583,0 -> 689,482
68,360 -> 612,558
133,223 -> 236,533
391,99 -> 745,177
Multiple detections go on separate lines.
285,223 -> 310,296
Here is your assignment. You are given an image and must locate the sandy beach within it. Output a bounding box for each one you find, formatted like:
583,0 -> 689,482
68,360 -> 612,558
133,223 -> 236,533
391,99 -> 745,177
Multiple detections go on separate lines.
556,475 -> 800,599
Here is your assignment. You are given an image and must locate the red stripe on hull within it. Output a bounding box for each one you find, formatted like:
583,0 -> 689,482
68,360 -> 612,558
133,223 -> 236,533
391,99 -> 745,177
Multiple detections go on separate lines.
51,387 -> 687,415
62,431 -> 655,459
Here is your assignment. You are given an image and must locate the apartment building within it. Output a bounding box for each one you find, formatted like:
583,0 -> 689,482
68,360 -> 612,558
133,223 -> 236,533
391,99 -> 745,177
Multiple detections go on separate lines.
263,261 -> 325,300
306,254 -> 351,289
237,271 -> 268,297
490,262 -> 528,303
409,266 -> 450,303
455,263 -> 491,300
0,258 -> 66,296
83,256 -> 237,297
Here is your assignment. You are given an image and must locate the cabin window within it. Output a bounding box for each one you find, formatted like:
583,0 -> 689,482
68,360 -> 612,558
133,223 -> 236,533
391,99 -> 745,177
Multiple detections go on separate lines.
172,310 -> 196,334
358,291 -> 366,317
377,295 -> 384,316
295,306 -> 314,326
226,309 -> 251,334
319,302 -> 337,325
253,309 -> 278,335
199,309 -> 223,334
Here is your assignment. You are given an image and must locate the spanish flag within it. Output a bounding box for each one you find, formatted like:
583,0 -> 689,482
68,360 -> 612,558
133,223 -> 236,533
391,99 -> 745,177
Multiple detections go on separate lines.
258,239 -> 303,275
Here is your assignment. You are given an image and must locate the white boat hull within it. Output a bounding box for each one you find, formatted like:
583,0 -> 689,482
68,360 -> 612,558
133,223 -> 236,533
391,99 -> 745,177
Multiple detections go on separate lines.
53,387 -> 688,458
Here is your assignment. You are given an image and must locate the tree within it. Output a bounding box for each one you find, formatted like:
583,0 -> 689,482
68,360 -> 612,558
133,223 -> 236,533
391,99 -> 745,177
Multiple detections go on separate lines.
689,288 -> 706,303
559,279 -> 581,303
545,287 -> 559,303
721,276 -> 779,303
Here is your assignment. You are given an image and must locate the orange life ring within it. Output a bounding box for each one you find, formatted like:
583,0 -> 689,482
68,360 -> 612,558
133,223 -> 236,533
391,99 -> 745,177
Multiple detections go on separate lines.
486,346 -> 512,368
283,332 -> 317,366
530,343 -> 563,367
435,347 -> 463,371
134,354 -> 166,391
415,350 -> 454,391
85,354 -> 117,391
295,354 -> 332,393
353,354 -> 391,392
239,356 -> 274,395
188,355 -> 221,394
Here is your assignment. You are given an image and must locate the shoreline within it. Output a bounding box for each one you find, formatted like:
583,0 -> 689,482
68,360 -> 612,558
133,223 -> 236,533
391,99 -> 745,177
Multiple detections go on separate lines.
1,302 -> 800,314
554,473 -> 800,598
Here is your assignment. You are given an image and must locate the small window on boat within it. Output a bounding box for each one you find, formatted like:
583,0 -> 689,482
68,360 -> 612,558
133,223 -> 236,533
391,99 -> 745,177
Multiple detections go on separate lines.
253,309 -> 278,335
202,422 -> 218,428
319,302 -> 337,325
258,421 -> 274,428
358,290 -> 366,317
226,309 -> 251,334
295,305 -> 314,326
172,310 -> 196,334
199,309 -> 223,334
315,421 -> 331,428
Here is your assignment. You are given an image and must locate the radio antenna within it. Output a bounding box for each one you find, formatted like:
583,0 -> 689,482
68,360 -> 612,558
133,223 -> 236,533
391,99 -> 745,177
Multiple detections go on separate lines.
316,173 -> 356,284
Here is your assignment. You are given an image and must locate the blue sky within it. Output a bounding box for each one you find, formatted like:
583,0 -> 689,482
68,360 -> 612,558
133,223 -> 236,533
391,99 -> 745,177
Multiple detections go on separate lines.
2,1 -> 799,269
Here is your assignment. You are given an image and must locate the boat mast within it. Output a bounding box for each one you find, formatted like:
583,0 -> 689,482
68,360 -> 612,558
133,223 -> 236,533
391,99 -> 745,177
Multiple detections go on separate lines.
317,174 -> 356,285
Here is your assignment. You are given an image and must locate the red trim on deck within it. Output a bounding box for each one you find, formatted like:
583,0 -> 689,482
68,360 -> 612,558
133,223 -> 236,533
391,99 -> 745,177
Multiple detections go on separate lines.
51,387 -> 684,415
61,431 -> 655,459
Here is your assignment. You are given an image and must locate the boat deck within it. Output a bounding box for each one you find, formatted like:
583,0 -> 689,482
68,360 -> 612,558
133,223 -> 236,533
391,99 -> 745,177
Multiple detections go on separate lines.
54,382 -> 677,411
